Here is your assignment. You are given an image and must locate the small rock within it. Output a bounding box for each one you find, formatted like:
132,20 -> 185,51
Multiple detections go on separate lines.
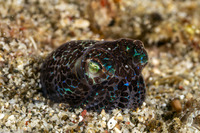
49,113 -> 53,116
101,109 -> 106,116
185,99 -> 193,108
79,116 -> 83,122
153,68 -> 161,74
125,121 -> 130,125
5,115 -> 16,127
178,86 -> 184,90
171,99 -> 182,113
152,58 -> 159,66
193,114 -> 200,127
114,124 -> 122,133
101,120 -> 107,128
81,109 -> 87,117
179,95 -> 184,100
183,80 -> 190,86
5,102 -> 9,108
186,93 -> 193,100
8,115 -> 15,121
0,113 -> 5,119
50,114 -> 58,121
116,113 -> 123,121
73,19 -> 90,29
0,54 -> 4,62
61,115 -> 69,121
102,116 -> 106,121
107,116 -> 117,129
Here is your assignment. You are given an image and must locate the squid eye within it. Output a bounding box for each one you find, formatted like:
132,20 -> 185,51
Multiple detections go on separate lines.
88,60 -> 101,74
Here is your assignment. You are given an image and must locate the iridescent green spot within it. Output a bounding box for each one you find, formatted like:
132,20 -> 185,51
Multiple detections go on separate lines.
103,57 -> 109,60
137,82 -> 140,88
64,88 -> 73,93
126,46 -> 130,51
133,49 -> 140,57
133,49 -> 147,64
53,55 -> 56,61
125,96 -> 130,99
101,106 -> 105,109
109,68 -> 115,74
110,98 -> 114,101
89,60 -> 101,74
140,53 -> 148,64
70,85 -> 77,88
95,53 -> 101,57
106,75 -> 110,79
105,65 -> 112,71
124,82 -> 129,86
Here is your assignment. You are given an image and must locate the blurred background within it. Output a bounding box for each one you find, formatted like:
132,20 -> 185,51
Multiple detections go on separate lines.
0,0 -> 200,49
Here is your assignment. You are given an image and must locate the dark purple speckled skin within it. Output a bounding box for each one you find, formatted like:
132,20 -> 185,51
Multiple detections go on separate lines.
40,38 -> 148,112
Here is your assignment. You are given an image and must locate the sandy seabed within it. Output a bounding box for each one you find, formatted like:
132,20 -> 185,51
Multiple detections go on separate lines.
0,0 -> 200,132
